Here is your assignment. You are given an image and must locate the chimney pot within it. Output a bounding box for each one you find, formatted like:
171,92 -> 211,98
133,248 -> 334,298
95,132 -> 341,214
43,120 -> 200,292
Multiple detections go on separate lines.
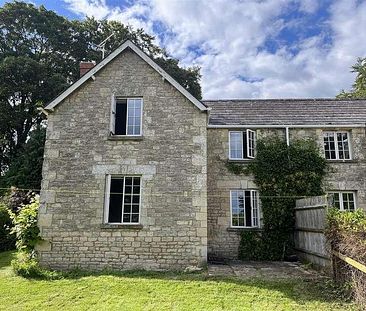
79,61 -> 96,77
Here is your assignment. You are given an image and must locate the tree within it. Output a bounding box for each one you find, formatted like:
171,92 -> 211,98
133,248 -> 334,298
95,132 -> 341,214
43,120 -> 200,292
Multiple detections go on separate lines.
0,126 -> 46,192
337,57 -> 366,99
71,17 -> 202,99
0,2 -> 72,175
0,1 -> 202,191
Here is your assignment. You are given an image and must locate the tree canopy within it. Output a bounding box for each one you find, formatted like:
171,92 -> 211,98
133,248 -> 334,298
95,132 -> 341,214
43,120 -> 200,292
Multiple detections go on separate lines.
337,57 -> 366,99
0,1 -> 202,192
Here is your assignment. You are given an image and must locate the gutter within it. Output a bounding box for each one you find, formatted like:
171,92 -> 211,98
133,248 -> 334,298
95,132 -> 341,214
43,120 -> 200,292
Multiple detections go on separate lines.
207,124 -> 366,129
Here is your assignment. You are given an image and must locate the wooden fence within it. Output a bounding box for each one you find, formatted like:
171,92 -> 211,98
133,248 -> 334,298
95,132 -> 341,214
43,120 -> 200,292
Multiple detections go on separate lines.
294,196 -> 331,268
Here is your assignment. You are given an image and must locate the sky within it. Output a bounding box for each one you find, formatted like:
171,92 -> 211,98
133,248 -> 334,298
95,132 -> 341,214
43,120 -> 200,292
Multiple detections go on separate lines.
4,0 -> 366,99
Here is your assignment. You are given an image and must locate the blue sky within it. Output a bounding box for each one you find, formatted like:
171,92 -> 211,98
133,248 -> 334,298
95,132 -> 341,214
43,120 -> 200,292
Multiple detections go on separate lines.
3,0 -> 366,99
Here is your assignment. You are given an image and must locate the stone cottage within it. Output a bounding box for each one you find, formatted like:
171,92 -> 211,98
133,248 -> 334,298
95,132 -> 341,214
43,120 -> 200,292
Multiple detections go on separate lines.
38,40 -> 366,270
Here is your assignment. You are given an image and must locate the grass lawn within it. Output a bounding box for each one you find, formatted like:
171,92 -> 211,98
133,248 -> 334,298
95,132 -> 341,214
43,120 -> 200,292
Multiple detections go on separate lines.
0,251 -> 356,311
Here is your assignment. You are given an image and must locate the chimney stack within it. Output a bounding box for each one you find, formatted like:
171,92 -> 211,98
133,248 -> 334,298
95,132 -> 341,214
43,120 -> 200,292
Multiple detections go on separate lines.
79,61 -> 96,77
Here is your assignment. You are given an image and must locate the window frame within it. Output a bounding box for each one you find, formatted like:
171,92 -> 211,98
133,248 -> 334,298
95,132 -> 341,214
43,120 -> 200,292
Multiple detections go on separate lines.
323,131 -> 351,160
228,130 -> 256,160
328,191 -> 357,211
246,129 -> 256,159
110,97 -> 143,137
230,189 -> 260,228
104,175 -> 142,225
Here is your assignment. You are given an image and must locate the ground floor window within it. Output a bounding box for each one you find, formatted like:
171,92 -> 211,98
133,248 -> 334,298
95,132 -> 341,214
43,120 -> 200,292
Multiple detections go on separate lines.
328,191 -> 356,211
230,190 -> 259,227
105,175 -> 141,224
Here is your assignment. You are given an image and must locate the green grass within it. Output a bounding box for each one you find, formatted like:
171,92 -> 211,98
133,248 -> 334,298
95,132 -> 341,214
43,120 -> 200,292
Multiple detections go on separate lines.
0,251 -> 356,311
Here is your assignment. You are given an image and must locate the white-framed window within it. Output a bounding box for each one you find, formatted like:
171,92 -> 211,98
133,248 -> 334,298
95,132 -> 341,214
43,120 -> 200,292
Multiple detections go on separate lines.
328,191 -> 356,211
110,96 -> 143,136
229,130 -> 256,160
230,190 -> 259,228
323,131 -> 351,160
104,175 -> 141,224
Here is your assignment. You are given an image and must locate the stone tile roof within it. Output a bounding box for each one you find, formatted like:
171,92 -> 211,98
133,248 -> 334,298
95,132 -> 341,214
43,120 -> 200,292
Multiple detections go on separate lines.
203,99 -> 366,126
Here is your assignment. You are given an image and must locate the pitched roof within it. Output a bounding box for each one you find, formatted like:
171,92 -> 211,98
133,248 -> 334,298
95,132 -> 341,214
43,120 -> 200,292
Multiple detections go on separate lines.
45,40 -> 207,112
204,99 -> 366,127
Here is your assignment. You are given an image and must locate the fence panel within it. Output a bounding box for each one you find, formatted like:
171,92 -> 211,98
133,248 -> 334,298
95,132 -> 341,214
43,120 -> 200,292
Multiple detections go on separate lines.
294,196 -> 331,268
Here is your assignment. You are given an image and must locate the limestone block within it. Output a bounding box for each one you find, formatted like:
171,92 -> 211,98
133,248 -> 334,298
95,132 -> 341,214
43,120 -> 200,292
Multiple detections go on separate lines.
38,214 -> 53,227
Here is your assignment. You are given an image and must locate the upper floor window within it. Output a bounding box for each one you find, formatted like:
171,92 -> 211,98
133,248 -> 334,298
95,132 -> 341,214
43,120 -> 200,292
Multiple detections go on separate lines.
323,131 -> 351,160
230,190 -> 259,228
104,175 -> 141,224
328,191 -> 356,211
110,96 -> 143,136
229,130 -> 256,160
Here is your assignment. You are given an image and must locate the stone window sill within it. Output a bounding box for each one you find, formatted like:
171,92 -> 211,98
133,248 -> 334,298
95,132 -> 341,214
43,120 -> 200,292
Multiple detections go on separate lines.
227,159 -> 253,163
326,160 -> 358,163
227,227 -> 263,232
108,135 -> 144,141
100,224 -> 143,230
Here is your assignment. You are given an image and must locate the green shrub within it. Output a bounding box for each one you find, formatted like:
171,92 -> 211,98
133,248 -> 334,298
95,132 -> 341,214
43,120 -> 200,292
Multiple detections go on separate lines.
326,208 -> 366,235
239,231 -> 264,260
233,138 -> 328,261
9,196 -> 41,252
325,208 -> 366,308
11,251 -> 42,277
0,203 -> 15,251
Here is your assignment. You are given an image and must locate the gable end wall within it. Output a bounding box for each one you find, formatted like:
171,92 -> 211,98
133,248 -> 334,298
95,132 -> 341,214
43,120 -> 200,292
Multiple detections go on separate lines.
38,49 -> 207,271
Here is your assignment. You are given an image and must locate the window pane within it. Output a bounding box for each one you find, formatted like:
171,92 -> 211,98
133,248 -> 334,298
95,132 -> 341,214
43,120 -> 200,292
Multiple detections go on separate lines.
132,205 -> 139,213
115,101 -> 127,135
247,130 -> 256,158
132,195 -> 140,204
127,126 -> 134,135
323,133 -> 336,160
230,132 -> 243,159
330,192 -> 340,209
126,99 -> 142,135
124,195 -> 131,203
245,191 -> 251,227
108,176 -> 141,224
134,125 -> 141,135
337,132 -> 350,160
232,218 -> 238,226
108,178 -> 123,223
342,192 -> 355,211
123,204 -> 131,213
252,191 -> 259,227
131,214 -> 139,223
231,190 -> 245,227
123,214 -> 131,223
122,176 -> 141,224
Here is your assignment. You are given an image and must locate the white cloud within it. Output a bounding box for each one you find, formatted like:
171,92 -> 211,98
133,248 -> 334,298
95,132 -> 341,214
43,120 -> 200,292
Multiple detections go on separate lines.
63,0 -> 110,19
297,0 -> 319,14
63,0 -> 366,99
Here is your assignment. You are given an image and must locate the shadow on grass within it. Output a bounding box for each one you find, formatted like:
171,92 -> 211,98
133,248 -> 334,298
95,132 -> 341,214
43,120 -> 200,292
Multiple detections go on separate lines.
60,269 -> 351,305
0,250 -> 15,269
1,251 -> 352,307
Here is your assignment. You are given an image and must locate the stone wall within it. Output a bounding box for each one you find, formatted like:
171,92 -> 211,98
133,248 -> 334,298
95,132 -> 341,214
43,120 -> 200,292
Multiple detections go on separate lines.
37,49 -> 207,271
207,127 -> 366,260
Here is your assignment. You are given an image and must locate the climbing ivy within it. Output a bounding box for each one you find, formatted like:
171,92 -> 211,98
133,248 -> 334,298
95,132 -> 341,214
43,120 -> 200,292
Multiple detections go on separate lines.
235,137 -> 328,260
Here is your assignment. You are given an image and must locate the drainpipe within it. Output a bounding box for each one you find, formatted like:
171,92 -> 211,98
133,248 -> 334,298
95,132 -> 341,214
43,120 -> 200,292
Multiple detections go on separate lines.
285,127 -> 290,146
